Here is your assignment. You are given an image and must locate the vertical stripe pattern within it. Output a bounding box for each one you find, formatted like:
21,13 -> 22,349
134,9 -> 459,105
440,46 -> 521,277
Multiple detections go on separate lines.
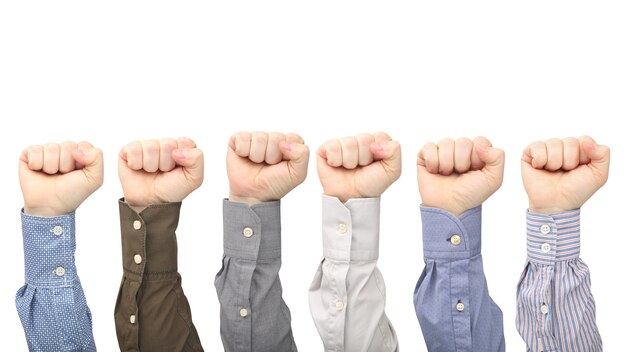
516,209 -> 602,352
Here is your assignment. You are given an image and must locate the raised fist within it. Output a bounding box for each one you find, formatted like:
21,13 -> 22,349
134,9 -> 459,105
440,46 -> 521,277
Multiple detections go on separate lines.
522,136 -> 610,214
119,138 -> 204,206
227,131 -> 309,204
317,132 -> 401,202
417,137 -> 504,216
19,141 -> 104,217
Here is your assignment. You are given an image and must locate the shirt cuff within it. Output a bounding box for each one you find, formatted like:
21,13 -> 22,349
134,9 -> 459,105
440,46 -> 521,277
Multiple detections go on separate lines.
118,199 -> 181,280
420,205 -> 482,260
21,210 -> 77,286
526,209 -> 581,265
223,199 -> 281,261
322,195 -> 380,262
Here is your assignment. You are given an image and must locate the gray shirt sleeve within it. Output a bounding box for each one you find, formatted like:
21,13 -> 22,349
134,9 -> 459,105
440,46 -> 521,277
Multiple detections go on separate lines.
215,199 -> 297,352
309,195 -> 398,352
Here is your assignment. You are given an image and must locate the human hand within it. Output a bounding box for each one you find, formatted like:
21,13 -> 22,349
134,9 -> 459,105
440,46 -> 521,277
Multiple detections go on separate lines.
522,136 -> 610,214
19,141 -> 104,217
417,137 -> 504,216
317,132 -> 401,203
227,131 -> 309,204
119,138 -> 204,207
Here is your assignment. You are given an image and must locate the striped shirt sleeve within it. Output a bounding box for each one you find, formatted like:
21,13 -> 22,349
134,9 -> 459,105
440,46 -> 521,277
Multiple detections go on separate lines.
516,209 -> 602,352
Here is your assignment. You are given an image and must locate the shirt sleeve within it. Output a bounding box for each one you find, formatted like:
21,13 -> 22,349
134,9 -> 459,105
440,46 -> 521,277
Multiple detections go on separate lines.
114,200 -> 204,352
516,209 -> 602,352
15,210 -> 97,352
414,205 -> 505,352
308,195 -> 398,352
214,199 -> 297,352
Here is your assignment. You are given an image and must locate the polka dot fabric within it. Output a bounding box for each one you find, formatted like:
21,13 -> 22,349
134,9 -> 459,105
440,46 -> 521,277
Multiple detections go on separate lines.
15,211 -> 97,351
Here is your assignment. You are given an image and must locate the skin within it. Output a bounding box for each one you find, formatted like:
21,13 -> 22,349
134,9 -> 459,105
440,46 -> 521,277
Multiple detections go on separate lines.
227,131 -> 310,204
417,136 -> 505,216
522,136 -> 610,214
119,137 -> 204,207
20,141 -> 104,217
317,132 -> 401,203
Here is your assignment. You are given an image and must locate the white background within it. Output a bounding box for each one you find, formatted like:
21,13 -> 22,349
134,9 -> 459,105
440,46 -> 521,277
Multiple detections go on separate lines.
1,1 -> 624,351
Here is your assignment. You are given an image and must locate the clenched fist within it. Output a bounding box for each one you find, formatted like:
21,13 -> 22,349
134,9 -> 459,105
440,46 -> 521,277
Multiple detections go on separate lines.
522,136 -> 610,214
317,132 -> 401,202
19,141 -> 104,217
227,131 -> 309,204
119,138 -> 204,207
417,137 -> 504,216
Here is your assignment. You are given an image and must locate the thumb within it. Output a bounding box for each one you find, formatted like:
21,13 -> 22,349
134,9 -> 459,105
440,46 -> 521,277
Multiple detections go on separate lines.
370,140 -> 402,179
172,148 -> 204,184
475,141 -> 505,186
280,141 -> 310,182
72,146 -> 104,188
582,141 -> 610,184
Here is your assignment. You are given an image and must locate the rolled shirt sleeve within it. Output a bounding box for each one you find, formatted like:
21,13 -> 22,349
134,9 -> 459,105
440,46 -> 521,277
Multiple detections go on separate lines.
114,200 -> 203,352
414,205 -> 505,352
15,210 -> 96,352
516,209 -> 602,352
215,199 -> 297,352
309,195 -> 398,352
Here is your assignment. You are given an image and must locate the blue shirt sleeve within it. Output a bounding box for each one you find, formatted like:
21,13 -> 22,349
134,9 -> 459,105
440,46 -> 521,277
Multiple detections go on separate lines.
414,205 -> 504,352
15,210 -> 96,352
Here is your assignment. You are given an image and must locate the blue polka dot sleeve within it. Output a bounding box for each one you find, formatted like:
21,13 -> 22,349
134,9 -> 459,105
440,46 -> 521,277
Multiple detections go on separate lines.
15,210 -> 97,351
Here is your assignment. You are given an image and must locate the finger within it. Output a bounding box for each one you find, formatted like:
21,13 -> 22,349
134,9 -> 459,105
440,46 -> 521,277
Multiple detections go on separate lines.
545,138 -> 563,171
22,145 -> 44,171
42,143 -> 60,174
142,140 -> 160,173
417,142 -> 439,174
176,137 -> 197,149
340,136 -> 359,169
437,138 -> 454,175
562,137 -> 580,171
72,145 -> 104,187
172,148 -> 204,184
159,138 -> 178,172
280,141 -> 310,183
454,138 -> 473,173
318,139 -> 342,167
578,135 -> 596,165
230,132 -> 252,158
266,132 -> 285,165
122,141 -> 143,170
373,131 -> 392,144
356,134 -> 375,166
250,132 -> 268,163
524,141 -> 547,169
58,142 -> 78,173
581,136 -> 610,171
475,140 -> 505,170
75,141 -> 94,169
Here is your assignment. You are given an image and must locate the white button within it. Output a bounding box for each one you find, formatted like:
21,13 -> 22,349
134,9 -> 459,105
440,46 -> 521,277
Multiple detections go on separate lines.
541,243 -> 551,253
456,302 -> 465,312
52,226 -> 63,236
239,308 -> 248,317
133,220 -> 142,230
130,314 -> 136,324
540,225 -> 551,234
55,266 -> 65,277
243,227 -> 254,238
335,300 -> 345,311
450,234 -> 462,246
134,254 -> 142,264
541,304 -> 549,314
337,224 -> 347,234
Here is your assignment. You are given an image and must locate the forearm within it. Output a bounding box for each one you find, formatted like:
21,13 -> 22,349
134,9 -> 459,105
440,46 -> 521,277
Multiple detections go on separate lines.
309,196 -> 397,352
414,205 -> 504,352
15,210 -> 96,352
215,199 -> 296,352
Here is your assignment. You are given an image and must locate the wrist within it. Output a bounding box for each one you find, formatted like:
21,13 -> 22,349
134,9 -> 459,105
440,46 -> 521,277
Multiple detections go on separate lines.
23,206 -> 67,217
528,205 -> 568,214
228,194 -> 266,205
422,202 -> 466,217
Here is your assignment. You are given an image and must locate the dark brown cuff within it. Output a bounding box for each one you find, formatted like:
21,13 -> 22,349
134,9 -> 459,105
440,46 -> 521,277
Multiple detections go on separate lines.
118,199 -> 180,281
